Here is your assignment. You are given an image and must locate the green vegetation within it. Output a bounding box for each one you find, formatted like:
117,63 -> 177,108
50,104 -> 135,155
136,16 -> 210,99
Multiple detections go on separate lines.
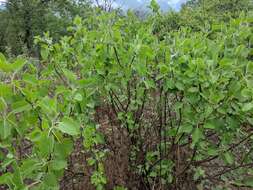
0,0 -> 92,55
0,0 -> 253,189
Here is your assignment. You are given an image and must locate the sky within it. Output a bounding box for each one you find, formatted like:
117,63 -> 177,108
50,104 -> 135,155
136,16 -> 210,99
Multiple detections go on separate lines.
115,0 -> 187,11
0,0 -> 187,11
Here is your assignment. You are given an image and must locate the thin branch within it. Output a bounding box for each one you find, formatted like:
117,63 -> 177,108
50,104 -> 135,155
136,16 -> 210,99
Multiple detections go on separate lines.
195,132 -> 253,165
113,46 -> 123,68
205,162 -> 253,179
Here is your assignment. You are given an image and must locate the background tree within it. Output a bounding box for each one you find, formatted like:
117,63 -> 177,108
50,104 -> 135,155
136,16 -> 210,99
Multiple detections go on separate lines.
0,0 -> 92,56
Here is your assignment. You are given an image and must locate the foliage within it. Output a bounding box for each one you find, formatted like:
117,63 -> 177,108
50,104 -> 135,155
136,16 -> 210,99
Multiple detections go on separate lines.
180,0 -> 253,29
0,1 -> 253,190
0,0 -> 92,56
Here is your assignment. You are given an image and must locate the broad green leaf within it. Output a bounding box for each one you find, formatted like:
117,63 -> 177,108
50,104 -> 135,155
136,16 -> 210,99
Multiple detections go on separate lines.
144,79 -> 155,89
43,173 -> 58,188
175,81 -> 184,91
41,48 -> 49,60
135,63 -> 147,76
0,173 -> 12,185
192,128 -> 203,146
0,60 -> 12,72
204,122 -> 215,129
50,160 -> 67,171
242,102 -> 253,112
10,100 -> 32,115
241,88 -> 251,98
74,93 -> 83,102
219,58 -> 233,67
54,139 -> 73,159
20,159 -> 40,177
165,79 -> 175,90
36,132 -> 54,158
62,68 -> 77,82
12,58 -> 26,72
23,74 -> 38,85
38,96 -> 57,116
57,117 -> 80,136
0,56 -> 26,73
178,124 -> 193,134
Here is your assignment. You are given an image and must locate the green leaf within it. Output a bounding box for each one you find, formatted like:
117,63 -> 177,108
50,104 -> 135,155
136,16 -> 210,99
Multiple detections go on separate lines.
95,133 -> 105,145
20,159 -> 39,177
23,73 -> 38,85
74,93 -> 83,102
12,58 -> 26,72
62,68 -> 77,82
175,81 -> 184,91
135,63 -> 147,76
223,152 -> 234,165
159,64 -> 169,74
38,96 -> 57,116
144,80 -> 155,89
165,80 -> 175,90
0,60 -> 12,72
0,53 -> 6,64
74,16 -> 82,26
247,118 -> 253,125
57,117 -> 80,136
178,124 -> 193,134
50,160 -> 67,171
188,87 -> 199,93
247,61 -> 253,73
10,100 -> 32,115
219,58 -> 233,67
241,88 -> 251,98
0,173 -> 12,185
242,102 -> 253,112
0,56 -> 26,73
204,122 -> 215,129
35,132 -> 54,158
43,173 -> 58,188
207,147 -> 218,156
192,128 -> 203,146
0,120 -> 12,139
150,0 -> 160,12
193,167 -> 205,181
54,139 -> 73,160
41,48 -> 49,60
243,177 -> 253,187
12,161 -> 24,188
87,158 -> 96,166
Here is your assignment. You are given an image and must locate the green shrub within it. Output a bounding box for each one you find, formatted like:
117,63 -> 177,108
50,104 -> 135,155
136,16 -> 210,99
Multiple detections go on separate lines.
0,10 -> 253,190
